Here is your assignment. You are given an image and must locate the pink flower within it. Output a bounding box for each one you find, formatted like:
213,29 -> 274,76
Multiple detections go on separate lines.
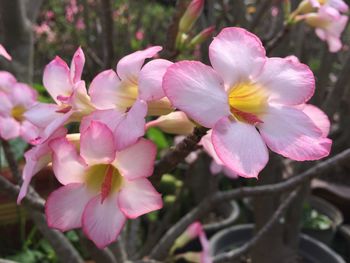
0,44 -> 12,61
88,46 -> 173,150
0,71 -> 16,93
303,6 -> 348,52
0,81 -> 39,142
174,222 -> 212,263
179,0 -> 204,33
45,121 -> 162,248
296,0 -> 348,14
76,18 -> 85,30
25,47 -> 94,144
17,128 -> 68,204
135,29 -> 144,41
200,132 -> 238,179
163,27 -> 332,178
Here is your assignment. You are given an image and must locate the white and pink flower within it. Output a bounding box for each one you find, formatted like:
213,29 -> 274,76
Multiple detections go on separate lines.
303,6 -> 348,52
45,121 -> 162,248
0,81 -> 39,142
25,47 -> 95,144
163,27 -> 332,178
88,46 -> 173,150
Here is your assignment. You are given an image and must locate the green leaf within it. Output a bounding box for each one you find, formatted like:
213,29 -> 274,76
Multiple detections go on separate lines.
146,127 -> 169,149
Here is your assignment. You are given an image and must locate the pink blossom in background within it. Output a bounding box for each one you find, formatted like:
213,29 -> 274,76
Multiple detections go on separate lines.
75,18 -> 86,30
163,27 -> 331,178
271,6 -> 279,17
303,6 -> 348,52
33,23 -> 56,43
45,10 -> 55,20
0,44 -> 12,61
0,80 -> 40,143
45,121 -> 162,248
135,29 -> 144,41
65,0 -> 79,22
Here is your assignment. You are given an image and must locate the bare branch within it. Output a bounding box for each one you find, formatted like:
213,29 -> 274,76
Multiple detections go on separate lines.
151,126 -> 208,184
149,148 -> 350,260
213,189 -> 299,262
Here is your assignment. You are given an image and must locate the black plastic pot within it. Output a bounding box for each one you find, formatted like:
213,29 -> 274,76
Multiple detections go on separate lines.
210,224 -> 346,263
204,200 -> 240,238
303,196 -> 344,245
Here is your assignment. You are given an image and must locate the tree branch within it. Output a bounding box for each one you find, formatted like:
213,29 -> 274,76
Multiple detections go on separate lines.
213,189 -> 299,262
264,23 -> 290,55
151,126 -> 207,184
149,148 -> 350,260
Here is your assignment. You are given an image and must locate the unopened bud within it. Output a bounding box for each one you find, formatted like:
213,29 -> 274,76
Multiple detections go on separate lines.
179,0 -> 204,33
189,26 -> 215,47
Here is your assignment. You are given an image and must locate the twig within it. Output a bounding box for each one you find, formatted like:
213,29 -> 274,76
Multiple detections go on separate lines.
161,0 -> 189,60
149,148 -> 350,260
248,0 -> 271,31
30,211 -> 84,263
264,23 -> 290,54
1,140 -> 21,183
323,52 -> 350,116
213,189 -> 299,262
109,237 -> 128,263
82,237 -> 117,263
0,174 -> 44,211
151,126 -> 208,184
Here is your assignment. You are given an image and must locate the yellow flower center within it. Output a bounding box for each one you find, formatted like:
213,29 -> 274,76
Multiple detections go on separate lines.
228,83 -> 267,124
85,164 -> 124,201
11,106 -> 26,122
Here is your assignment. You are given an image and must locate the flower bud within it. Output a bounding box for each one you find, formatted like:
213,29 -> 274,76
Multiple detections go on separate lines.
189,26 -> 215,47
179,0 -> 204,33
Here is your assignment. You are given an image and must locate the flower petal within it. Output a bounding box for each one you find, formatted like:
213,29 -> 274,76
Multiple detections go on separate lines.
138,59 -> 173,101
17,128 -> 67,204
23,103 -> 63,128
212,118 -> 269,178
89,70 -> 124,110
80,121 -> 116,165
49,137 -> 87,185
20,121 -> 40,144
0,117 -> 20,140
70,47 -> 85,83
80,109 -> 124,133
258,105 -> 331,161
46,183 -> 93,232
0,44 -> 12,60
9,83 -> 38,108
209,27 -> 266,86
0,91 -> 12,114
82,194 -> 126,248
114,138 -> 156,180
116,46 -> 162,82
302,104 -> 330,137
114,99 -> 147,151
118,178 -> 162,218
0,71 -> 16,93
43,56 -> 73,103
255,57 -> 315,105
163,61 -> 229,128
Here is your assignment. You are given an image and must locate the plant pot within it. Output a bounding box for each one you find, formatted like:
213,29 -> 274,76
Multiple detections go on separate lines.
175,201 -> 240,255
311,179 -> 350,221
210,224 -> 346,263
203,200 -> 240,238
302,196 -> 344,245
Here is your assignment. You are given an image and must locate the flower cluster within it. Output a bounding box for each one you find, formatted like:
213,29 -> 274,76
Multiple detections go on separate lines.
1,26 -> 333,253
295,0 -> 349,52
